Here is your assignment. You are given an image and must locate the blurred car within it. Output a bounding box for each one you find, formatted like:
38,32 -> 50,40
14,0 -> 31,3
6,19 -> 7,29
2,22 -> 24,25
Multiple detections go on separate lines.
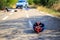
16,0 -> 29,9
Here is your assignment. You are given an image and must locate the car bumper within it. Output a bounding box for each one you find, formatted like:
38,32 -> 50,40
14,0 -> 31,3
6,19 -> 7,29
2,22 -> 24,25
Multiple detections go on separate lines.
16,5 -> 23,7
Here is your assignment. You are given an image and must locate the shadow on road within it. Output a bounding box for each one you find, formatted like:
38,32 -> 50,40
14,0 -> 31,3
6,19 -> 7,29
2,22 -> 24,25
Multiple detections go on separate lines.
0,15 -> 60,40
0,15 -> 60,32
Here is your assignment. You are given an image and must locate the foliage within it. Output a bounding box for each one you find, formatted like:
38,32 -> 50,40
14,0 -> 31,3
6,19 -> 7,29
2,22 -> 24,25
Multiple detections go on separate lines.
28,0 -> 33,5
0,0 -> 6,9
0,0 -> 59,9
33,0 -> 40,5
28,0 -> 59,7
0,0 -> 17,9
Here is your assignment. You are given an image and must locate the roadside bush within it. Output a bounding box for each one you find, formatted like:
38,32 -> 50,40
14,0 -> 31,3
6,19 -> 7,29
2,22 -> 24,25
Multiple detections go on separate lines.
0,0 -> 17,10
0,0 -> 6,9
33,0 -> 59,7
33,0 -> 40,5
28,0 -> 33,5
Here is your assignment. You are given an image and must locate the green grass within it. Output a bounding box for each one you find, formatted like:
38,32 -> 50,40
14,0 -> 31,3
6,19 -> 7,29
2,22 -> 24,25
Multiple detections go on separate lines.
37,6 -> 60,17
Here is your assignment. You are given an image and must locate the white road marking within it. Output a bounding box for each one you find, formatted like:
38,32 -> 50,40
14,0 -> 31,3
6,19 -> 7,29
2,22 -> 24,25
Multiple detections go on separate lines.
2,16 -> 9,20
40,11 -> 54,17
46,14 -> 54,17
10,13 -> 13,15
40,11 -> 45,13
28,20 -> 33,28
26,14 -> 29,18
10,10 -> 15,12
39,34 -> 60,37
26,14 -> 33,28
2,12 -> 14,20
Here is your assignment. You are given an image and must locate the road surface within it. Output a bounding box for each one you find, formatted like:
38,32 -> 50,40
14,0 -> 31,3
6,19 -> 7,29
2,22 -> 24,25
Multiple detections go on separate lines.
0,9 -> 60,40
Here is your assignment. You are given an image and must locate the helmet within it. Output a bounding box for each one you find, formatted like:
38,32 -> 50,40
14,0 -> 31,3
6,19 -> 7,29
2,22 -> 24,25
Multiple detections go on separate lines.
36,22 -> 41,25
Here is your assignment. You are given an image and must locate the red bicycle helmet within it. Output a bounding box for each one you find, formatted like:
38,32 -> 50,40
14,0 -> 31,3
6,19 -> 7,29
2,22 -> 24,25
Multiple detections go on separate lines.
35,26 -> 42,33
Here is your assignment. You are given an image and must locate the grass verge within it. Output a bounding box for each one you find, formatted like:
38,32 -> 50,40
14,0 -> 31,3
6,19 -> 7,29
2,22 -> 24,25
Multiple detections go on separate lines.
37,6 -> 60,17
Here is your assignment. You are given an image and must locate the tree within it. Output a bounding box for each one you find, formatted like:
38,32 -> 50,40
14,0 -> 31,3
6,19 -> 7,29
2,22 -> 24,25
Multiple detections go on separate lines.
0,0 -> 6,9
33,0 -> 58,7
33,0 -> 40,5
28,0 -> 33,5
0,0 -> 17,10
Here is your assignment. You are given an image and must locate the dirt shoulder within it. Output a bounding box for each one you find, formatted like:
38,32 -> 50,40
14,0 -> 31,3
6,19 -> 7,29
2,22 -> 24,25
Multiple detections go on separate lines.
37,6 -> 60,18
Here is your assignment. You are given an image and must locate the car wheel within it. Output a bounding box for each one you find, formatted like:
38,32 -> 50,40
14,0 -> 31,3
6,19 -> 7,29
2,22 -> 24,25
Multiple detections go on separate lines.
24,4 -> 28,8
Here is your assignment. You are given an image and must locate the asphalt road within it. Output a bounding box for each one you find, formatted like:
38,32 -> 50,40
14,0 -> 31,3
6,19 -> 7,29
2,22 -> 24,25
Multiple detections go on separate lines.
0,9 -> 60,40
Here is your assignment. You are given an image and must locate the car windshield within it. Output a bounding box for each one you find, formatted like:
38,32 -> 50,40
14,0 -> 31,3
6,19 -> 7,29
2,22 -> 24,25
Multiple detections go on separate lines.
18,0 -> 26,2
